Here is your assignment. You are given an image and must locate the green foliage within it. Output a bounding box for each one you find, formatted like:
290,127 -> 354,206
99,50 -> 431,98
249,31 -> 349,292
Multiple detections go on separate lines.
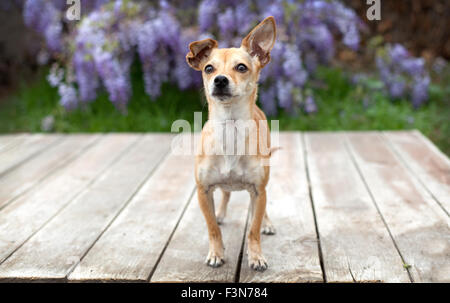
0,66 -> 448,155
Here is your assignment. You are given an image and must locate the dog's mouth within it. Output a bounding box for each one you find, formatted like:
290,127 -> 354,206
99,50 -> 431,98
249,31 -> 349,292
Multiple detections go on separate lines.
212,89 -> 233,101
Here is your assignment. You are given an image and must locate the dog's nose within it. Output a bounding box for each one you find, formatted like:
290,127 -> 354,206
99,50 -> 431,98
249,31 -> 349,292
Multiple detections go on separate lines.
214,75 -> 229,88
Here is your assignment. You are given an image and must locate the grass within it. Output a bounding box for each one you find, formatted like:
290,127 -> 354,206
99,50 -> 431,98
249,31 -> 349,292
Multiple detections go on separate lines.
0,64 -> 449,155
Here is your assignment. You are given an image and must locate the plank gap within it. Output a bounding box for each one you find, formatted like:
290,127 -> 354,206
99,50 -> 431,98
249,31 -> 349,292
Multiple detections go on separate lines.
301,133 -> 327,283
343,133 -> 414,282
146,187 -> 196,282
234,206 -> 251,283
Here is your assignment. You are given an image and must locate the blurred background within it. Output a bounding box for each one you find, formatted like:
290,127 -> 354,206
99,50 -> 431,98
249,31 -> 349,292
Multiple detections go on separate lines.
0,0 -> 448,154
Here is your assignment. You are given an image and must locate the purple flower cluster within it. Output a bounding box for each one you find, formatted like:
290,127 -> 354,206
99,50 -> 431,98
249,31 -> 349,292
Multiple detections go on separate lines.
292,0 -> 363,69
376,44 -> 430,107
58,83 -> 78,110
22,0 -> 110,53
47,63 -> 64,87
23,0 -> 62,52
70,0 -> 202,109
72,0 -> 150,111
23,0 -> 365,114
138,1 -> 182,98
196,0 -> 362,114
199,0 -> 256,47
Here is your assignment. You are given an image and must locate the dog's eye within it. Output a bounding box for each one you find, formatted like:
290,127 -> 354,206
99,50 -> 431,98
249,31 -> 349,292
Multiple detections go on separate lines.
204,65 -> 214,74
236,63 -> 248,73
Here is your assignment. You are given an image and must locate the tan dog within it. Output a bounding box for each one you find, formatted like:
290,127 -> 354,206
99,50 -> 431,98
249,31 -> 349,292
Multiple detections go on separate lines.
186,17 -> 277,271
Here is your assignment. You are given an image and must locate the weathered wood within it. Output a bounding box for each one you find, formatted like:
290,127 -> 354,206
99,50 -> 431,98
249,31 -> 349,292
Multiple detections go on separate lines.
0,134 -> 62,176
304,132 -> 409,282
346,132 -> 450,282
0,135 -> 100,210
0,134 -> 139,266
0,134 -> 171,281
69,152 -> 195,282
0,134 -> 18,149
0,132 -> 448,283
239,133 -> 323,282
151,190 -> 249,282
0,134 -> 28,153
383,131 -> 450,215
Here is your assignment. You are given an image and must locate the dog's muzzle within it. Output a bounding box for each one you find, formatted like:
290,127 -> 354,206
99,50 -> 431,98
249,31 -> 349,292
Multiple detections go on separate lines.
212,75 -> 232,100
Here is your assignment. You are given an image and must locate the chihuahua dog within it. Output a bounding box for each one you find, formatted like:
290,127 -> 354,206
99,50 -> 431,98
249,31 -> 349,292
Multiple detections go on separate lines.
186,17 -> 277,271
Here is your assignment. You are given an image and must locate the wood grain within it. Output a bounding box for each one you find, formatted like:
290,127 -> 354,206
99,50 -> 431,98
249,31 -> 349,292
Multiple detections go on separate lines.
0,134 -> 171,281
0,132 -> 448,282
151,190 -> 249,282
69,151 -> 196,282
346,132 -> 450,282
0,135 -> 100,210
0,134 -> 62,176
383,131 -> 450,215
0,134 -> 139,267
305,132 -> 409,282
0,134 -> 28,153
239,133 -> 323,282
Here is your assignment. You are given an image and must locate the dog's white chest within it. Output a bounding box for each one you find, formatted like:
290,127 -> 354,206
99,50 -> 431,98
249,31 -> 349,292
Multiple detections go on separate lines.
196,114 -> 265,191
222,155 -> 241,175
198,154 -> 263,192
215,121 -> 244,175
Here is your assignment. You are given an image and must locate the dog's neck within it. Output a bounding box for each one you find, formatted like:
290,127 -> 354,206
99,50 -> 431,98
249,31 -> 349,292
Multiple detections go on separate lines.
207,89 -> 256,123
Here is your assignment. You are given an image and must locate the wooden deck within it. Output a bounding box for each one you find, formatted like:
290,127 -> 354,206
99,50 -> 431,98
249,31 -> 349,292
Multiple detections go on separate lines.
0,131 -> 448,283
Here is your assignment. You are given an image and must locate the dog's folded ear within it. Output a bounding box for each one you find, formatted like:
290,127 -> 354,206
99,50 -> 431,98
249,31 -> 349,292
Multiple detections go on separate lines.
241,16 -> 277,68
186,38 -> 218,71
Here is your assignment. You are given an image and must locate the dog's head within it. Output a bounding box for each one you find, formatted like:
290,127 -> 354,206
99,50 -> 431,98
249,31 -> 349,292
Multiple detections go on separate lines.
186,17 -> 276,104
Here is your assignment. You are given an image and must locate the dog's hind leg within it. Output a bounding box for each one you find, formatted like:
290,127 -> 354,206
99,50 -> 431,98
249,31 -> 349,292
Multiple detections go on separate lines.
198,186 -> 225,268
216,189 -> 230,224
261,211 -> 276,235
250,197 -> 275,235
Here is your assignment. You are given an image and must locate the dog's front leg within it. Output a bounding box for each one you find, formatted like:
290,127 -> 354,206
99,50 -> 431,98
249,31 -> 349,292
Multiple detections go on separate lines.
248,187 -> 268,271
197,185 -> 225,267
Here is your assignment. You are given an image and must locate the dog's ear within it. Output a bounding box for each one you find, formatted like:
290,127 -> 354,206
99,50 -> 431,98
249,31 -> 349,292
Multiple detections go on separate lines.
186,38 -> 218,71
241,16 -> 276,68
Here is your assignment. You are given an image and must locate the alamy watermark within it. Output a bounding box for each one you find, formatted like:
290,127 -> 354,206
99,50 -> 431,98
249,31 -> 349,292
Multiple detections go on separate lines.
366,0 -> 381,21
66,0 -> 81,21
66,0 -> 382,22
170,112 -> 280,166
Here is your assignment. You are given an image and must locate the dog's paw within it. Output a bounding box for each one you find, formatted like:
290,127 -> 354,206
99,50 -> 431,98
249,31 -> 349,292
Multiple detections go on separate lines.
248,253 -> 268,272
205,250 -> 225,268
261,224 -> 276,235
216,213 -> 225,225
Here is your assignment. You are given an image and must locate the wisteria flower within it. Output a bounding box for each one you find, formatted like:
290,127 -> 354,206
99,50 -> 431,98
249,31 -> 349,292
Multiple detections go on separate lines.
376,43 -> 430,107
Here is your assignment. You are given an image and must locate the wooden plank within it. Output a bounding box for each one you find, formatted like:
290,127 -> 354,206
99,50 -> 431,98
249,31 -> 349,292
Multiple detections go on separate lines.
0,134 -> 139,266
304,132 -> 409,282
69,151 -> 195,282
151,190 -> 249,282
383,131 -> 450,215
346,132 -> 450,282
0,134 -> 62,176
239,132 -> 323,282
0,134 -> 18,149
0,135 -> 100,210
0,134 -> 171,281
0,134 -> 28,153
